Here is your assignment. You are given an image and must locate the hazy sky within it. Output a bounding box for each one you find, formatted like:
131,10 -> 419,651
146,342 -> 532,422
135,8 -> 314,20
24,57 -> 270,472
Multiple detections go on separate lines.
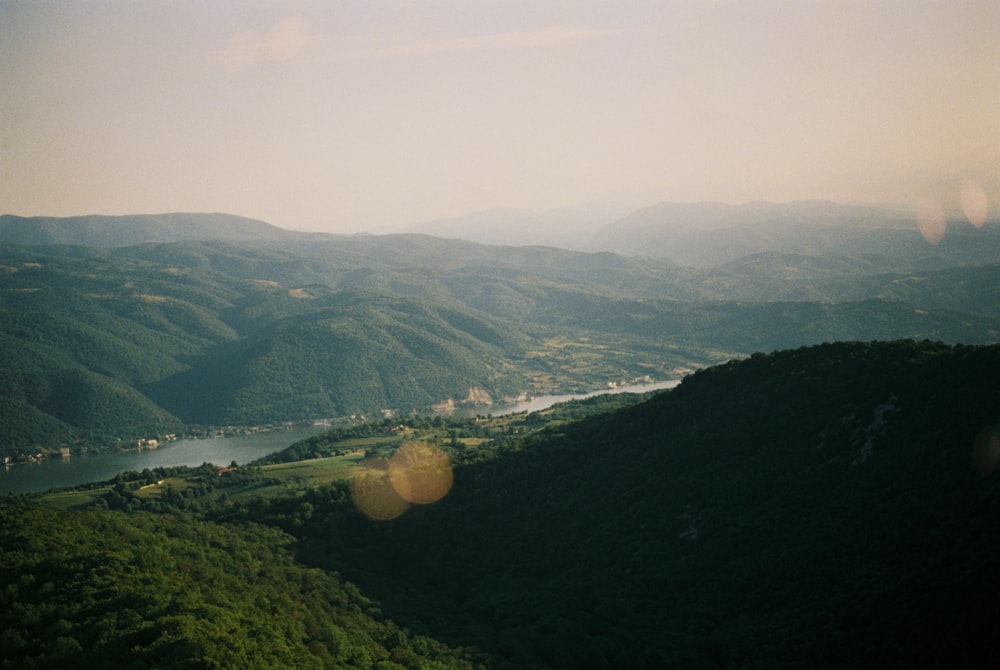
2,1 -> 998,232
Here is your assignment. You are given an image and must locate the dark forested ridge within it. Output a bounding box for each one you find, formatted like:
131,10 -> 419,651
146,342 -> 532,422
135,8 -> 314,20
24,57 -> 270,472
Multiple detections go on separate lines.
3,209 -> 1000,456
275,341 -> 1000,668
0,504 -> 478,669
2,341 -> 998,668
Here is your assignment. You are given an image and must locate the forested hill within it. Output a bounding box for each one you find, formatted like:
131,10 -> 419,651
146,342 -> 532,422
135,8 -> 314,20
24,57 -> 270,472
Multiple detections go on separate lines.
3,341 -> 997,668
283,340 -> 1000,668
3,210 -> 1000,457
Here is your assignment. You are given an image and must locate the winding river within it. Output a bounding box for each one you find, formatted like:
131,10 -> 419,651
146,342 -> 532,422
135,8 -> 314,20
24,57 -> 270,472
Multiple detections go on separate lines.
0,380 -> 679,495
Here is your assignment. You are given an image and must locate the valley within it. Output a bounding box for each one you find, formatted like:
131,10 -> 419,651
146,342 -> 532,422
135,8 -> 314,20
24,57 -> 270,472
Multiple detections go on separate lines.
6,3 -> 997,666
0,379 -> 676,495
2,206 -> 999,461
2,207 -> 1000,668
3,340 -> 998,668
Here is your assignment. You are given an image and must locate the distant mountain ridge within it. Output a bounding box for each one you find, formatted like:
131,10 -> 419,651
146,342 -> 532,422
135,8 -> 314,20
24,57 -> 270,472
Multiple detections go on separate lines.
409,200 -> 1000,267
590,200 -> 1000,265
601,199 -> 914,232
0,212 -> 291,248
409,202 -> 632,250
7,202 -> 999,269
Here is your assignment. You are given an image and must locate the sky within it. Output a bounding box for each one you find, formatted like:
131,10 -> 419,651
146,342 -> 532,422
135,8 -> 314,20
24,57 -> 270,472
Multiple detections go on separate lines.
2,0 -> 998,233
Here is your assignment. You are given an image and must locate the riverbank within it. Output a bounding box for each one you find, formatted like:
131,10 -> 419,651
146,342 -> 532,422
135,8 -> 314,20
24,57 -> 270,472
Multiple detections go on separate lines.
1,379 -> 681,496
0,424 -> 328,496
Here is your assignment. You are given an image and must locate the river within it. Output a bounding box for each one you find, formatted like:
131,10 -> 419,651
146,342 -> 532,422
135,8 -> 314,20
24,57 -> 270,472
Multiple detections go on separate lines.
477,378 -> 679,416
0,380 -> 680,495
0,426 -> 326,496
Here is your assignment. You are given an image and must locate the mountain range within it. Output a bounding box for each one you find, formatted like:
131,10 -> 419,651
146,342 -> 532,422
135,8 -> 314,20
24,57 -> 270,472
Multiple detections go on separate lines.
2,203 -> 999,667
414,199 -> 1000,267
1,204 -> 999,456
12,199 -> 995,269
409,202 -> 632,250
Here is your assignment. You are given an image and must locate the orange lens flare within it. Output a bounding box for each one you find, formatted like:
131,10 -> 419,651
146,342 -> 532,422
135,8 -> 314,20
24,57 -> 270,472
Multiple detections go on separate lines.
349,442 -> 454,520
389,441 -> 454,505
350,458 -> 410,521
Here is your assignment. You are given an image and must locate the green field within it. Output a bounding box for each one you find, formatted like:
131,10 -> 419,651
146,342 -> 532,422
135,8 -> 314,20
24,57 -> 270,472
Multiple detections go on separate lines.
261,451 -> 366,486
38,488 -> 108,509
33,399 -> 647,511
133,476 -> 189,498
34,437 -> 408,509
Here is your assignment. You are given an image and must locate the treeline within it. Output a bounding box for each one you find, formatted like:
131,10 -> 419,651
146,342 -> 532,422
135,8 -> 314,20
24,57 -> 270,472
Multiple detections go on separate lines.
246,340 -> 1000,668
0,503 -> 479,670
3,341 -> 1000,668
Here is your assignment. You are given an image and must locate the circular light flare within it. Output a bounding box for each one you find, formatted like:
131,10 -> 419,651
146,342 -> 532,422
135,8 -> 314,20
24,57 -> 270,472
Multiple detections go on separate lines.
388,441 -> 454,505
960,180 -> 989,228
350,458 -> 410,521
916,198 -> 947,245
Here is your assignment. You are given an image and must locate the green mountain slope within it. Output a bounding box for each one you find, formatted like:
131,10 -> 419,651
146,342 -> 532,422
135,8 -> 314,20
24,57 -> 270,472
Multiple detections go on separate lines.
0,504 -> 475,669
2,341 -> 998,668
283,341 -> 1000,668
0,330 -> 185,448
0,248 -> 539,452
148,294 -> 530,424
3,211 -> 1000,456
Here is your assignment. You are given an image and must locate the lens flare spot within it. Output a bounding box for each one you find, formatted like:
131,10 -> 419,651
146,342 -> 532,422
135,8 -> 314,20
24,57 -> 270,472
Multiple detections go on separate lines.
960,180 -> 989,228
972,426 -> 1000,477
916,198 -> 947,245
350,458 -> 410,521
264,18 -> 310,62
389,441 -> 454,505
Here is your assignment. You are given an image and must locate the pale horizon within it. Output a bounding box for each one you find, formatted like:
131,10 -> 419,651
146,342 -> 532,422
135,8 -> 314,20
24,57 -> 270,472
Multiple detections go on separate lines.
3,1 -> 998,233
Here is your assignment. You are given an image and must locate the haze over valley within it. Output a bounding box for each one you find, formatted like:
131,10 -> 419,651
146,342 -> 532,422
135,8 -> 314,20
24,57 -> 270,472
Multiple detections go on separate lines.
2,1 -> 999,668
2,202 -> 999,457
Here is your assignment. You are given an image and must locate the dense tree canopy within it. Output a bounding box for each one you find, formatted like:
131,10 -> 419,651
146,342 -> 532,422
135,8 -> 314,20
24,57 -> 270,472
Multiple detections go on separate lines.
4,341 -> 998,668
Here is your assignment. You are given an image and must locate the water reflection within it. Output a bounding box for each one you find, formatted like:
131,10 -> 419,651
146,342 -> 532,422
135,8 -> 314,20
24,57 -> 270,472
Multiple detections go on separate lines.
0,425 -> 324,495
453,379 -> 680,418
1,380 -> 680,496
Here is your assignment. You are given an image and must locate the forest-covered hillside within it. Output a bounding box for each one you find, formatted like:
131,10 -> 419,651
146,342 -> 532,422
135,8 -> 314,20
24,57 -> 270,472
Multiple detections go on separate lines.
2,341 -> 998,668
273,340 -> 1000,668
2,210 -> 1000,456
